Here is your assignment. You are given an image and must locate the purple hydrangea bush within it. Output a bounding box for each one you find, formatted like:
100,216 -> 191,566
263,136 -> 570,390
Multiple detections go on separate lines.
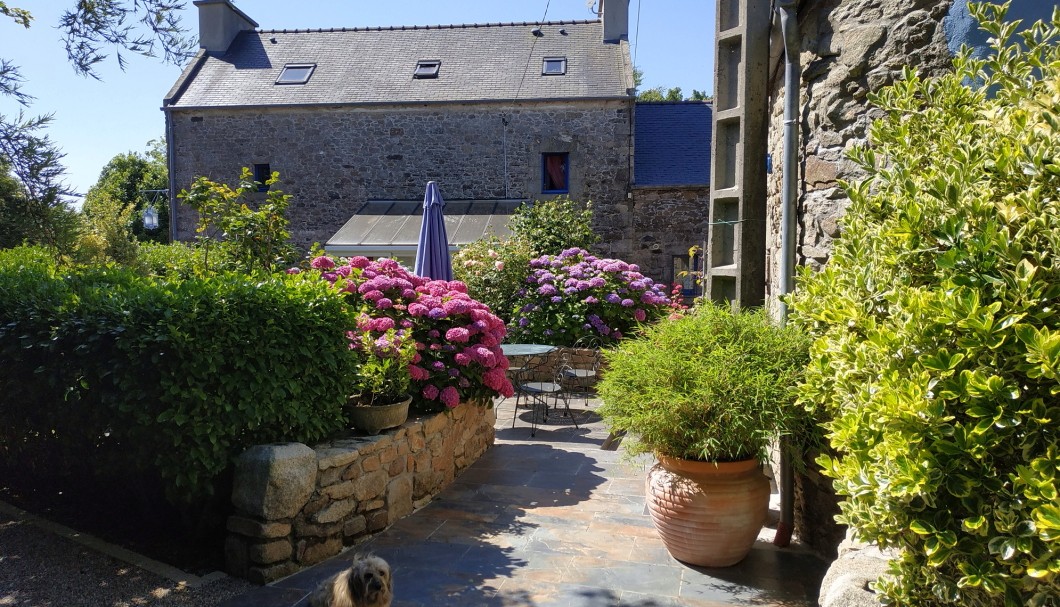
506,248 -> 681,347
298,255 -> 514,411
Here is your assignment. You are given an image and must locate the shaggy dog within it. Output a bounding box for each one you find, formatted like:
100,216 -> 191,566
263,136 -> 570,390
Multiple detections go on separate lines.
307,554 -> 392,607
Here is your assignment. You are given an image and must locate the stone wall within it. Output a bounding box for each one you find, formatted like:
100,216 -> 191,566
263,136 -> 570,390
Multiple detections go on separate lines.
169,99 -> 633,257
763,0 -> 955,314
628,185 -> 710,285
224,401 -> 496,584
761,0 -> 958,561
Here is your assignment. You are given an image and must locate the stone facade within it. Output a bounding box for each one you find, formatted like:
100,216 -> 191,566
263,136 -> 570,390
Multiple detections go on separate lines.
224,401 -> 496,584
629,185 -> 711,286
169,99 -> 633,257
763,0 -> 955,312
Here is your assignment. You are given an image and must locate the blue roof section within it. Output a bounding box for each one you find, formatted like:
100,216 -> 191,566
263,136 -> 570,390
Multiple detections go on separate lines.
634,101 -> 712,186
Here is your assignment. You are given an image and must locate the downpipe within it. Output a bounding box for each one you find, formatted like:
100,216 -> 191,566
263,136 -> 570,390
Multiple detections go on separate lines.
773,0 -> 800,548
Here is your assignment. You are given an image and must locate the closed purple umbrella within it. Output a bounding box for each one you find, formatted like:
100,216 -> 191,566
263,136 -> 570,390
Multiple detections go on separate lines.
414,181 -> 453,281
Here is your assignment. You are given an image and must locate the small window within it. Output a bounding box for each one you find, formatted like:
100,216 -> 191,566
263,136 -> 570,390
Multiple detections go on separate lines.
542,57 -> 567,76
276,63 -> 315,85
253,163 -> 271,192
413,60 -> 441,79
542,153 -> 569,193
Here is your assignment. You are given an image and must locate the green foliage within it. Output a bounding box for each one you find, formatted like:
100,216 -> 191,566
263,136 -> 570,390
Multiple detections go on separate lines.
83,141 -> 169,244
180,167 -> 296,274
137,241 -> 208,279
348,328 -> 415,406
0,113 -> 81,254
790,4 -> 1060,605
452,234 -> 535,323
0,248 -> 355,504
598,303 -> 810,462
507,196 -> 598,256
76,190 -> 140,267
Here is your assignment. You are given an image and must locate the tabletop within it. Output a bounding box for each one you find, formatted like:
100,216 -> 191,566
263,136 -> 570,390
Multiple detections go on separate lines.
501,343 -> 556,357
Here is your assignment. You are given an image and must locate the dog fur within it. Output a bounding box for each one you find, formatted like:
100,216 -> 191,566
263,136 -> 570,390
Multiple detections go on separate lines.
307,554 -> 392,607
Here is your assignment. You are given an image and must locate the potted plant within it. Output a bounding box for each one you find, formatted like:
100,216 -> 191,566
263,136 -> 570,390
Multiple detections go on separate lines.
345,323 -> 416,434
597,303 -> 810,567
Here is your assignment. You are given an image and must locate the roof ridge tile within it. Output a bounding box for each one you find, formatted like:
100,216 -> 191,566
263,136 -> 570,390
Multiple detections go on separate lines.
256,19 -> 599,35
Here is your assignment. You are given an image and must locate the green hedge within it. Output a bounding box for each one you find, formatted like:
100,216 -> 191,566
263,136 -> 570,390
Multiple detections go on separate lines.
0,247 -> 354,503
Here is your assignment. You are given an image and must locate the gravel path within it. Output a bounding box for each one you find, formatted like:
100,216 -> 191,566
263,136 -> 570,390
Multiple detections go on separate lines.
0,508 -> 254,606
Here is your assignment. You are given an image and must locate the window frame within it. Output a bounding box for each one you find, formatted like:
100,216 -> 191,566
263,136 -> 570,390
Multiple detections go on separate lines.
275,63 -> 316,85
541,152 -> 570,194
413,59 -> 441,79
542,57 -> 567,76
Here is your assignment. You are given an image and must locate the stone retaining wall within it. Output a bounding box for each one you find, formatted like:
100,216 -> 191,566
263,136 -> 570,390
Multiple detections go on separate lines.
224,401 -> 496,584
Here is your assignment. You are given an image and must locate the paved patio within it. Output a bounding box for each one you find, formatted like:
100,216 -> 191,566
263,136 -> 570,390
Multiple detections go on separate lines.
220,397 -> 828,607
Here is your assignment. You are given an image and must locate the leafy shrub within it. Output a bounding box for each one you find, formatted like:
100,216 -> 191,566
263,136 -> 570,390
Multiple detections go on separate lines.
508,196 -> 599,255
598,303 -> 810,462
138,241 -> 208,279
452,234 -> 534,323
300,255 -> 514,411
0,252 -> 355,505
790,5 -> 1060,605
506,247 -> 679,347
179,167 -> 296,273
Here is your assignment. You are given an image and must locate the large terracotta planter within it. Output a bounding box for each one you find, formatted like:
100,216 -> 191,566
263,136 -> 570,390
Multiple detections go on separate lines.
346,396 -> 411,435
645,454 -> 769,567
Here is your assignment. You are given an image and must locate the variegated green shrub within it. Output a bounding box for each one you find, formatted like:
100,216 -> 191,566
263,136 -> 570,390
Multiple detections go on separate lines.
791,4 -> 1060,605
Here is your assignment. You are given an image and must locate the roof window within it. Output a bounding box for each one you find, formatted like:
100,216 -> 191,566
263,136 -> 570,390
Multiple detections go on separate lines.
276,63 -> 316,85
542,57 -> 567,76
413,60 -> 441,79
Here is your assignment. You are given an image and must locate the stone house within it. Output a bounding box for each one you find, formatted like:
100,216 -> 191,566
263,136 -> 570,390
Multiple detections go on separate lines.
163,0 -> 713,285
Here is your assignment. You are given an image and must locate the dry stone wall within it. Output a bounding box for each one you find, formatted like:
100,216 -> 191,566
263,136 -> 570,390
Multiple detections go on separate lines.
224,402 -> 496,584
169,100 -> 632,256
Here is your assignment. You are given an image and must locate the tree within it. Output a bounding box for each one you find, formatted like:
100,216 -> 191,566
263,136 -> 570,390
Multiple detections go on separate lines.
633,68 -> 712,102
0,2 -> 192,251
83,139 -> 170,244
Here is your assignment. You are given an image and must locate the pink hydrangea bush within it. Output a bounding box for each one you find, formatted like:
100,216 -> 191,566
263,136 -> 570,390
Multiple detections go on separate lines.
302,255 -> 514,411
507,247 -> 683,347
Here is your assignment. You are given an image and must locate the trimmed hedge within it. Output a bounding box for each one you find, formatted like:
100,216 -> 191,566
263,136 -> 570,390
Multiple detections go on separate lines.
0,247 -> 355,503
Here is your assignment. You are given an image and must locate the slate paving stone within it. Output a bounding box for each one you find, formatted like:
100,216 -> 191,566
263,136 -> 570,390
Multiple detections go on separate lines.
221,396 -> 828,607
217,585 -> 308,607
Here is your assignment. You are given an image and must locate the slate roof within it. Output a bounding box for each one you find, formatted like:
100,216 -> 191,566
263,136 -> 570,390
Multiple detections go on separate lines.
634,101 -> 712,186
166,20 -> 632,109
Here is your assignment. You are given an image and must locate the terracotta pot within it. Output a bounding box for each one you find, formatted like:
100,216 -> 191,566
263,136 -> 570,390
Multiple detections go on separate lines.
346,395 -> 411,435
645,454 -> 769,567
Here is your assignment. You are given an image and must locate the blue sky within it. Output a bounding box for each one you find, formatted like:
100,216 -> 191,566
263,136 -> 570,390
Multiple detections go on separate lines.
0,1 -> 713,202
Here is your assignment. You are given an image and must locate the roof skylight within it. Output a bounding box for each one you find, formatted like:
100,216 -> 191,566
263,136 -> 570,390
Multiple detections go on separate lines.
276,63 -> 316,85
413,60 -> 441,79
542,57 -> 567,76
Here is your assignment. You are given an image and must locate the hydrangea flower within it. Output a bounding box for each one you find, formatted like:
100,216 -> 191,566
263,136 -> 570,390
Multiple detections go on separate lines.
507,248 -> 681,346
304,254 -> 514,412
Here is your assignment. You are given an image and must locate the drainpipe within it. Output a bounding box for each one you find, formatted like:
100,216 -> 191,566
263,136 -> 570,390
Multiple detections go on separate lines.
164,108 -> 178,243
774,0 -> 799,548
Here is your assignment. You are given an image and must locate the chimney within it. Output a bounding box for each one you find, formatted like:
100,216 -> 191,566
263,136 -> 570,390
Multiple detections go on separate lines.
194,0 -> 258,54
601,0 -> 629,43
